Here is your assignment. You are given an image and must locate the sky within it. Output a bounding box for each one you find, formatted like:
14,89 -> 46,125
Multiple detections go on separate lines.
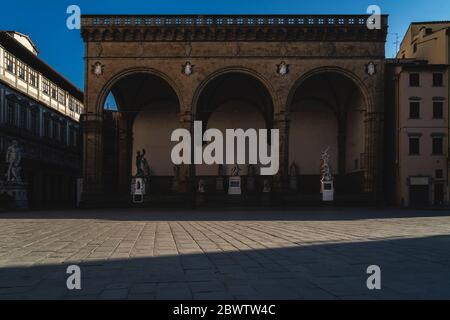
1,0 -> 450,91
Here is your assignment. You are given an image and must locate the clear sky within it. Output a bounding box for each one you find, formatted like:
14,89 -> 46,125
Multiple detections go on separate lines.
1,0 -> 449,91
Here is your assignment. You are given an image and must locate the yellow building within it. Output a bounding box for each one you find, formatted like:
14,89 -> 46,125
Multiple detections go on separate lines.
387,22 -> 450,207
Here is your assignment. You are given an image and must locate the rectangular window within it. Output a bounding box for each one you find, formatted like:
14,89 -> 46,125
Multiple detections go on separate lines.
4,51 -> 15,73
42,78 -> 50,95
29,69 -> 38,88
433,73 -> 444,87
432,137 -> 444,155
433,101 -> 444,119
6,99 -> 16,126
17,60 -> 26,81
436,169 -> 443,179
51,85 -> 57,99
58,90 -> 66,105
409,136 -> 420,155
68,97 -> 75,111
409,102 -> 420,119
409,73 -> 420,87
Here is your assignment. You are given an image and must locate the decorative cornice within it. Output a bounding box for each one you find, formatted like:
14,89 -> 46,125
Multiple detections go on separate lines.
81,15 -> 388,42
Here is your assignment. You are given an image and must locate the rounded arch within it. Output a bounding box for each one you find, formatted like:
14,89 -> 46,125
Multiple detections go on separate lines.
95,67 -> 183,114
192,66 -> 280,116
287,66 -> 369,194
286,66 -> 372,114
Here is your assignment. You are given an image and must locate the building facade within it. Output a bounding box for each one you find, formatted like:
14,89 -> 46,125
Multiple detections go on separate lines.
385,22 -> 450,207
0,31 -> 84,208
80,15 -> 388,206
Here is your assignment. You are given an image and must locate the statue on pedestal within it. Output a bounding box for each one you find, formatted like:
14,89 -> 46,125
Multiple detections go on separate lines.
320,147 -> 333,183
136,149 -> 148,177
133,149 -> 151,199
5,140 -> 23,184
1,141 -> 28,209
320,147 -> 335,202
228,165 -> 242,195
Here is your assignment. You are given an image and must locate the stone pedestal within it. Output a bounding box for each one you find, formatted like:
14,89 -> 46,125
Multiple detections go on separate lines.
0,183 -> 28,209
131,177 -> 146,204
228,177 -> 242,195
321,181 -> 334,202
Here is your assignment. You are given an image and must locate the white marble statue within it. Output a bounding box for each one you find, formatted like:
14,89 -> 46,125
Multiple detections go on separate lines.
5,140 -> 23,183
320,147 -> 333,182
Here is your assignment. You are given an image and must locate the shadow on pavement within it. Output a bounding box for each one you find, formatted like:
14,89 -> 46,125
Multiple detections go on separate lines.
0,235 -> 449,300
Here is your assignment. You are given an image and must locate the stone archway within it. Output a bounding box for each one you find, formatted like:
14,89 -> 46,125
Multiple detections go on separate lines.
80,15 -> 388,206
97,70 -> 181,195
193,70 -> 276,192
287,67 -> 372,196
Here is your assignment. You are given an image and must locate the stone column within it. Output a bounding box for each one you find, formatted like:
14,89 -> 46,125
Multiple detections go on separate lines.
273,112 -> 290,192
337,115 -> 347,175
178,110 -> 194,194
81,113 -> 104,197
364,111 -> 384,199
117,114 -> 132,195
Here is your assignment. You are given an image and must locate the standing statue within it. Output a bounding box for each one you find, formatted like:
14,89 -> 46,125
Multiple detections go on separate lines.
136,149 -> 147,177
142,156 -> 151,177
5,140 -> 22,183
320,147 -> 333,182
231,164 -> 242,177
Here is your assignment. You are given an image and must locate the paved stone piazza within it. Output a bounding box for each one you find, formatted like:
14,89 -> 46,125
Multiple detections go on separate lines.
0,208 -> 449,300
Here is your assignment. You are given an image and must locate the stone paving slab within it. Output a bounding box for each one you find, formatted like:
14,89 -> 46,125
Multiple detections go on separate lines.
0,208 -> 449,300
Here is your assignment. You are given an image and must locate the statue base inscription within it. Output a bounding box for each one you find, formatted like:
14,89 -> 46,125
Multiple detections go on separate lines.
321,181 -> 334,202
228,177 -> 242,195
131,177 -> 146,204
